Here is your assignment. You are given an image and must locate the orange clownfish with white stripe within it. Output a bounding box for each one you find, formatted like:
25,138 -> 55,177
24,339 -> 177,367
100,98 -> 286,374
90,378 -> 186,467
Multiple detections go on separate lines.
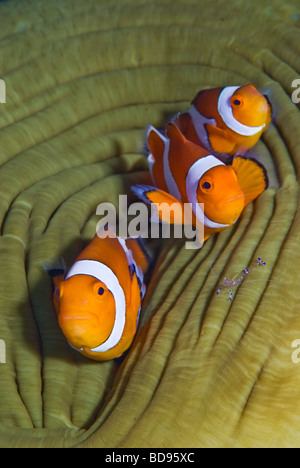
48,232 -> 150,361
132,123 -> 268,243
173,84 -> 272,157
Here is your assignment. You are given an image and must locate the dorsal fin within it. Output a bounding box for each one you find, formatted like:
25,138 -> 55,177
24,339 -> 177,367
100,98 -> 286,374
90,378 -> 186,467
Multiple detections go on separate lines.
165,122 -> 187,145
147,125 -> 166,160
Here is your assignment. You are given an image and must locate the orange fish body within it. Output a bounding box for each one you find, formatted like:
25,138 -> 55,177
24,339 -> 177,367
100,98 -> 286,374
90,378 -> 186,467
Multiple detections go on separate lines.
174,84 -> 272,157
133,123 -> 268,243
50,233 -> 149,361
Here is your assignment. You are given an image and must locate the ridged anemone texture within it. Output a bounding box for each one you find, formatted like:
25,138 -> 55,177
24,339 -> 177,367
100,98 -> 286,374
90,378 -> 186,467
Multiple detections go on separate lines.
0,0 -> 300,448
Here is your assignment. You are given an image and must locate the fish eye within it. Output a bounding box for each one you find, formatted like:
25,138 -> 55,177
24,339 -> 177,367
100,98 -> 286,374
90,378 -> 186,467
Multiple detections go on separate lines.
233,99 -> 241,106
93,282 -> 107,297
200,177 -> 214,193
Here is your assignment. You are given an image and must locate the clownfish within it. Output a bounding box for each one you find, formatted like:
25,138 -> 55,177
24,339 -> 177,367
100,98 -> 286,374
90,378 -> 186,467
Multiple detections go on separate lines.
48,232 -> 150,361
173,84 -> 272,157
132,123 -> 268,243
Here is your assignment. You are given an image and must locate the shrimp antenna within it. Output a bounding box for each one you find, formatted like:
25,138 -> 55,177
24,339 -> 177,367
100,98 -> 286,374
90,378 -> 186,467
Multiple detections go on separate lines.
216,257 -> 266,301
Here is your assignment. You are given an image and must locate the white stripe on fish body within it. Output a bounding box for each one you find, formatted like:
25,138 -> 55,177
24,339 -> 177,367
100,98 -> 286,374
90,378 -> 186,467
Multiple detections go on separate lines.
148,152 -> 155,183
162,131 -> 182,201
217,86 -> 266,136
147,126 -> 182,201
65,259 -> 126,353
118,237 -> 135,272
187,105 -> 216,152
146,125 -> 157,185
118,237 -> 146,299
185,156 -> 230,229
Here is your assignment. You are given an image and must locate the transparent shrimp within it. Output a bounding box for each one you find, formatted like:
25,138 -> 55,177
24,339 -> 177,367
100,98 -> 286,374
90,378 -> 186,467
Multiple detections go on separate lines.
216,257 -> 266,301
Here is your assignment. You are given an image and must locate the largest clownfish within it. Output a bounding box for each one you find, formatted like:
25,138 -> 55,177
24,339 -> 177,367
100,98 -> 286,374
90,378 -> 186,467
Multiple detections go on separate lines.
47,232 -> 150,361
132,123 -> 268,244
173,84 -> 272,157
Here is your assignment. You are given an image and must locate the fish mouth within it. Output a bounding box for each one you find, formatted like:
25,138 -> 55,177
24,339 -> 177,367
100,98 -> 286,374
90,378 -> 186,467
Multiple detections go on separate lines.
58,316 -> 98,349
225,194 -> 244,203
215,191 -> 244,209
209,193 -> 244,225
58,314 -> 111,350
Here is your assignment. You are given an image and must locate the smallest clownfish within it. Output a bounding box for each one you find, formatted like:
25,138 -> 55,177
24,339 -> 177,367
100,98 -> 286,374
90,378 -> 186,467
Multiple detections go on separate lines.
47,231 -> 151,361
173,84 -> 272,158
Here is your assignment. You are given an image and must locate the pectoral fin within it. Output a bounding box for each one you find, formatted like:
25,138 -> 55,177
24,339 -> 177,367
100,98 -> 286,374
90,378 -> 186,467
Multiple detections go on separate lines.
206,124 -> 236,154
232,156 -> 269,206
